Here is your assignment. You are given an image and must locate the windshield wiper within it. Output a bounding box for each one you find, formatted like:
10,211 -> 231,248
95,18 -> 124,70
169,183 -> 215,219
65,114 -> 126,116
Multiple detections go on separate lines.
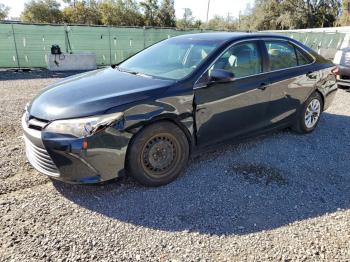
135,72 -> 154,79
115,66 -> 138,74
116,66 -> 153,78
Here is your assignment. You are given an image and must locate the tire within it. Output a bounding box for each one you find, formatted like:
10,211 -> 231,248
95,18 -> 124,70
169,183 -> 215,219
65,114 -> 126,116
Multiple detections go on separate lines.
126,121 -> 190,187
292,92 -> 323,134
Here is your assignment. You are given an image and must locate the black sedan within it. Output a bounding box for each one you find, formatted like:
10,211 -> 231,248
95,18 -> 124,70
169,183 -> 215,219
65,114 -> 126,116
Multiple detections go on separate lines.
22,32 -> 337,186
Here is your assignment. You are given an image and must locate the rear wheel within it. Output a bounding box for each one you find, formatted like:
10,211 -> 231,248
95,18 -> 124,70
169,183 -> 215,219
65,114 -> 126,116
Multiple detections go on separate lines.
126,121 -> 189,186
292,92 -> 323,134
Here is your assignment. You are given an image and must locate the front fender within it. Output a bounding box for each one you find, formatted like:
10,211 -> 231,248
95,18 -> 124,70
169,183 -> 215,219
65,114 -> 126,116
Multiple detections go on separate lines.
106,88 -> 195,145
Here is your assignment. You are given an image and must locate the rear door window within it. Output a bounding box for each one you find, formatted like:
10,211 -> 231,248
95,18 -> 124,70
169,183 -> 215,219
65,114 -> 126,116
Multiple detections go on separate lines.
295,47 -> 312,66
265,41 -> 298,71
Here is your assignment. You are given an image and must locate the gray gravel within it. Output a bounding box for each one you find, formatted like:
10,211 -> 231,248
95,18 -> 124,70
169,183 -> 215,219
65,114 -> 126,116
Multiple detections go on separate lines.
1,70 -> 350,261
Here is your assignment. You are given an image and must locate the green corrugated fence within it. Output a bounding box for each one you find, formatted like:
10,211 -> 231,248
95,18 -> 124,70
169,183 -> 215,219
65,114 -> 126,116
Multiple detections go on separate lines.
276,31 -> 345,51
0,23 -> 346,69
0,23 -> 204,68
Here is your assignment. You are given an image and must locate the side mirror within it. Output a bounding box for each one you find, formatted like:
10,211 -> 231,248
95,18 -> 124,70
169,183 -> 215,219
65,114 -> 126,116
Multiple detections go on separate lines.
209,69 -> 235,83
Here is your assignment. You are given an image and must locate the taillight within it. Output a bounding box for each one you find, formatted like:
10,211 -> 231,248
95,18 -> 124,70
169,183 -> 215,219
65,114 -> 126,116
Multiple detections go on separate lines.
331,66 -> 340,76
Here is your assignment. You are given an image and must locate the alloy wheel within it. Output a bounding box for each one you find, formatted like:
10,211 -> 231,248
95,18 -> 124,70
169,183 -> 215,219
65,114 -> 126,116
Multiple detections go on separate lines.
304,98 -> 321,129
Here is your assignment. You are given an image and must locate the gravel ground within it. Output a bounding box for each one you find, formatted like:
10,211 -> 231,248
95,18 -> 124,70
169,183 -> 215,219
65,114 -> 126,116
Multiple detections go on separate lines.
1,70 -> 350,261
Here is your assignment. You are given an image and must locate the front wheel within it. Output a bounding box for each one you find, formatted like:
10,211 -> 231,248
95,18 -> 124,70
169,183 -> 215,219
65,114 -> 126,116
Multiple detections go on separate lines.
292,92 -> 323,134
126,121 -> 189,187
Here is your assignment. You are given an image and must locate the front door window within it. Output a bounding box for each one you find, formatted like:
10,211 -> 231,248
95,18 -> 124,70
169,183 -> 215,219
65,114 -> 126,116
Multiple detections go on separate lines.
211,42 -> 263,78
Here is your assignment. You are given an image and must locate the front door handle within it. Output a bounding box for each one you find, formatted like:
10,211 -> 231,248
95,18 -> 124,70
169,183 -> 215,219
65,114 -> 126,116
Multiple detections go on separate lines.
306,71 -> 317,79
258,82 -> 268,90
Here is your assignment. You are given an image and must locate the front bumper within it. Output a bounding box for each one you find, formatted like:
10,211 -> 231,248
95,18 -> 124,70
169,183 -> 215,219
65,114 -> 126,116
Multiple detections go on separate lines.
22,114 -> 132,184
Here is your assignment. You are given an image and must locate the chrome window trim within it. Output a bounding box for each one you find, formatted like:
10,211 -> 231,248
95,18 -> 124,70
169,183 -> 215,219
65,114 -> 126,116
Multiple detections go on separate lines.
194,37 -> 316,90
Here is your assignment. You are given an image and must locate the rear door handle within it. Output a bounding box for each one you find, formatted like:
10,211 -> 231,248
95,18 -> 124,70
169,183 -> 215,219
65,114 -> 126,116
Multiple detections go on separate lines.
258,82 -> 268,90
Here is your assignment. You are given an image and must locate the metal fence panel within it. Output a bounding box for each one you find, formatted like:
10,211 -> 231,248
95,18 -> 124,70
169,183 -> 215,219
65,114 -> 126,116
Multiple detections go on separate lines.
0,24 -> 19,67
0,23 -> 347,69
67,25 -> 111,66
11,24 -> 66,68
109,27 -> 145,64
276,31 -> 345,51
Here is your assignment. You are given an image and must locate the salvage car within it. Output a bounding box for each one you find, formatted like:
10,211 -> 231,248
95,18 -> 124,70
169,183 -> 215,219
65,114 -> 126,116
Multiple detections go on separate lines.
333,47 -> 350,89
22,33 -> 338,186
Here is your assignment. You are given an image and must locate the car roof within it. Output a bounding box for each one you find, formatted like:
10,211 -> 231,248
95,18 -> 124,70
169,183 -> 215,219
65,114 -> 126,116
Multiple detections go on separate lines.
173,32 -> 291,43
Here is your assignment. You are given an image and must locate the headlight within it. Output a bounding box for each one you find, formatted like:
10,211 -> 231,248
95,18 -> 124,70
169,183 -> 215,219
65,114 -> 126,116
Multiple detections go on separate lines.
45,112 -> 124,138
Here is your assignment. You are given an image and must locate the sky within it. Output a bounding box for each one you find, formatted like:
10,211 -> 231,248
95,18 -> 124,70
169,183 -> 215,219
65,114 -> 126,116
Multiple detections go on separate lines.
1,0 -> 255,21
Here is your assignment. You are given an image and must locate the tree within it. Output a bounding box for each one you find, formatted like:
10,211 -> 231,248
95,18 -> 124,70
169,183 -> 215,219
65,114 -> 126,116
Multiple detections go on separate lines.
122,0 -> 144,25
275,0 -> 307,29
99,0 -> 143,26
99,0 -> 122,25
140,0 -> 159,26
339,0 -> 350,25
248,0 -> 283,30
158,0 -> 176,27
238,0 -> 341,30
176,8 -> 195,28
193,19 -> 202,28
21,0 -> 63,23
62,0 -> 77,6
63,0 -> 101,25
0,3 -> 9,20
237,4 -> 256,31
205,14 -> 237,30
305,0 -> 340,27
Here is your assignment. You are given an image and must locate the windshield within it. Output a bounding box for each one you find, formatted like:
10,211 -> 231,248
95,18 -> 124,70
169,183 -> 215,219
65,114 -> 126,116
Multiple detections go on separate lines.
118,38 -> 220,80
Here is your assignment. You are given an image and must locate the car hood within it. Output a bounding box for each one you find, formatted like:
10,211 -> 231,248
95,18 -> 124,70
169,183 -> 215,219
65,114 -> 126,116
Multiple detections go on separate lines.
28,67 -> 174,120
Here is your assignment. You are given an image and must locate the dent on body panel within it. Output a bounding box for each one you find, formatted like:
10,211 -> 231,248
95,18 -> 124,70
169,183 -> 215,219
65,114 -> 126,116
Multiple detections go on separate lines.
315,68 -> 337,98
121,92 -> 195,135
81,126 -> 133,179
286,72 -> 317,105
286,66 -> 336,110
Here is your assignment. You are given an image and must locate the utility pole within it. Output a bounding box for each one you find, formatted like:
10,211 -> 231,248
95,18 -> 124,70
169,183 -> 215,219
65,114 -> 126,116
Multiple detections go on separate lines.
238,10 -> 241,29
226,12 -> 231,22
206,0 -> 211,23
